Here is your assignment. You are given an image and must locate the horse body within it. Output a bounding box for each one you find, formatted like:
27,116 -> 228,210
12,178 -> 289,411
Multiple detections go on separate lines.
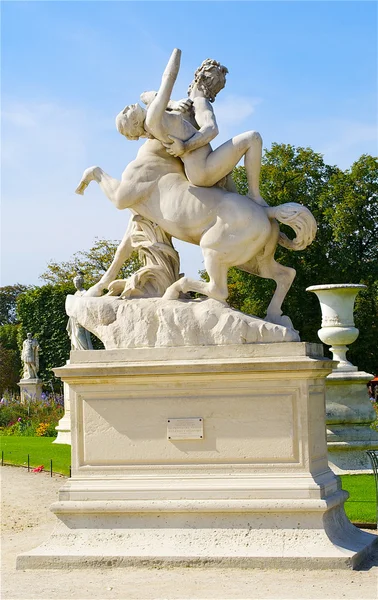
136,174 -> 270,256
76,139 -> 316,325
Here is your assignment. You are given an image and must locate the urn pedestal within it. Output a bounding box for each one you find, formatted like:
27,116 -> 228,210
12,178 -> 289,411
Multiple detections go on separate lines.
17,343 -> 377,569
307,284 -> 378,473
326,371 -> 378,472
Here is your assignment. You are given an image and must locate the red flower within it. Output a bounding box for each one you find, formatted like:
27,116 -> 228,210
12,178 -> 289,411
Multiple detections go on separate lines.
32,465 -> 44,473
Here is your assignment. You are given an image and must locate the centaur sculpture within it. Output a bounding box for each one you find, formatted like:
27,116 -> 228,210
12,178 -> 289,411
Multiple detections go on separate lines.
75,49 -> 316,328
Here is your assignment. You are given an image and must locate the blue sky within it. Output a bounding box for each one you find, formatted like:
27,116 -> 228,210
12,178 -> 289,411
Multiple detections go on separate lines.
2,1 -> 377,287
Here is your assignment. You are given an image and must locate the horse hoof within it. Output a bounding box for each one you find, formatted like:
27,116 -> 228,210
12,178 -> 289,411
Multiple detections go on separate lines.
265,314 -> 296,331
75,181 -> 89,195
84,284 -> 104,298
162,289 -> 180,300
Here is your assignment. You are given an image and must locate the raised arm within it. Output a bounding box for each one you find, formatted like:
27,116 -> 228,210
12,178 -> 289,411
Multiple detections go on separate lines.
183,96 -> 219,153
145,48 -> 181,143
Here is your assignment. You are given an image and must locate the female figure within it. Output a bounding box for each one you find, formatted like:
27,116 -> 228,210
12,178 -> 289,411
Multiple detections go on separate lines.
115,49 -> 266,206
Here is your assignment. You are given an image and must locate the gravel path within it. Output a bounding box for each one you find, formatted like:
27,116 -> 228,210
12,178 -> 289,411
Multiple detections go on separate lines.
1,465 -> 377,600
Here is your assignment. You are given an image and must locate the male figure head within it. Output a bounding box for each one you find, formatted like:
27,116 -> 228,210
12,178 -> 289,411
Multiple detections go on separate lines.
188,59 -> 228,103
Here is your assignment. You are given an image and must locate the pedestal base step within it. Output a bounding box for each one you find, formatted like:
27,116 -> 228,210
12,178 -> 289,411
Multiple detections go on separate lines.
17,505 -> 378,571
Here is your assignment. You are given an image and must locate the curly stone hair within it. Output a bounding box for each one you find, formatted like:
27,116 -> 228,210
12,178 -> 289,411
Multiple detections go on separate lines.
187,59 -> 228,103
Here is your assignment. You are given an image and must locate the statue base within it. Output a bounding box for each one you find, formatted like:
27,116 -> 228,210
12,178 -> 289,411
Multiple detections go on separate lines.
326,371 -> 378,473
65,295 -> 300,349
17,379 -> 43,404
17,344 -> 377,569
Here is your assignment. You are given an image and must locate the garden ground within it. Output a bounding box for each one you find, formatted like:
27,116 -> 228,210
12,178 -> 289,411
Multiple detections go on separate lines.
1,465 -> 378,600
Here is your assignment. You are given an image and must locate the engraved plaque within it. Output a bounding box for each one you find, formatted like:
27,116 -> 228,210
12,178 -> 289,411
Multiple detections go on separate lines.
167,417 -> 203,440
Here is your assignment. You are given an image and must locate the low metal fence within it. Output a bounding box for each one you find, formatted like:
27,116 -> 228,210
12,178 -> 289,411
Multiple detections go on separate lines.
366,450 -> 378,526
1,450 -> 70,477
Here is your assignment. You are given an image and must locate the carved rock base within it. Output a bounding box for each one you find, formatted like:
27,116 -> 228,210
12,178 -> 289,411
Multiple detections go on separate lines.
17,344 -> 377,569
66,295 -> 300,349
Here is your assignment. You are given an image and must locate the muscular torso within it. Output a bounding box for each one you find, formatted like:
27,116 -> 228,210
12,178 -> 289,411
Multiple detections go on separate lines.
122,139 -> 185,185
119,139 -> 223,243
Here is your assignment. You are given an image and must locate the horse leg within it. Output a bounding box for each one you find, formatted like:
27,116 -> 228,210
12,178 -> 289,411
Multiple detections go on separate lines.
238,256 -> 296,328
260,258 -> 296,327
75,167 -> 140,210
163,249 -> 229,303
84,217 -> 135,297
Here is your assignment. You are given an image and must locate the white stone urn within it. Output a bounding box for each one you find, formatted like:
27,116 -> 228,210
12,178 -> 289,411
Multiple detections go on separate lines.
307,284 -> 377,473
306,284 -> 366,372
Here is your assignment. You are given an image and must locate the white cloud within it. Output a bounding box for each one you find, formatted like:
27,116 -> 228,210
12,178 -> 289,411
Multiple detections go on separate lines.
320,120 -> 377,165
274,117 -> 377,169
2,101 -> 89,170
215,95 -> 262,127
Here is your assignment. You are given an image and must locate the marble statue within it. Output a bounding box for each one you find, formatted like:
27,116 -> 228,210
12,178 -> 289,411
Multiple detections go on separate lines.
75,48 -> 317,329
21,333 -> 40,379
66,272 -> 93,350
23,50 -> 378,572
134,53 -> 264,205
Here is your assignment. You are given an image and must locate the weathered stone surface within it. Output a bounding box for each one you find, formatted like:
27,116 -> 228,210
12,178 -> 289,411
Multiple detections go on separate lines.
66,295 -> 300,350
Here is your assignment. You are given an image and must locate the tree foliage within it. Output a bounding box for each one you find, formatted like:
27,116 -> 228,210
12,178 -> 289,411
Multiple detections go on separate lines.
40,238 -> 142,285
0,284 -> 31,325
210,145 -> 378,374
5,239 -> 143,389
16,283 -> 76,387
0,324 -> 22,394
0,286 -> 30,394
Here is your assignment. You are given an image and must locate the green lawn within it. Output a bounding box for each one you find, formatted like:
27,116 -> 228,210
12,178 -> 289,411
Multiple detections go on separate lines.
340,474 -> 376,525
0,436 -> 71,476
0,437 -> 377,524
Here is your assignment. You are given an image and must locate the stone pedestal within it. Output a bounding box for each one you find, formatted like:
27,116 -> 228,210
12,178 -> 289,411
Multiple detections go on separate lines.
17,343 -> 377,569
53,380 -> 71,445
326,371 -> 378,473
17,379 -> 43,404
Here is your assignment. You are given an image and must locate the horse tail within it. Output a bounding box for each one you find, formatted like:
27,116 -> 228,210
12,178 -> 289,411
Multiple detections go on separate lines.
266,202 -> 317,251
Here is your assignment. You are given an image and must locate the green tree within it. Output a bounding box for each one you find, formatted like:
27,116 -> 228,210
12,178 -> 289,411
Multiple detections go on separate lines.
40,238 -> 141,285
0,323 -> 22,394
207,146 -> 378,374
16,282 -> 76,387
0,284 -> 31,325
0,285 -> 32,394
15,238 -> 143,386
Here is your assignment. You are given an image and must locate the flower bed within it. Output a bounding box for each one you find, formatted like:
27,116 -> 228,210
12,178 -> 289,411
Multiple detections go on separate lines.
0,393 -> 64,437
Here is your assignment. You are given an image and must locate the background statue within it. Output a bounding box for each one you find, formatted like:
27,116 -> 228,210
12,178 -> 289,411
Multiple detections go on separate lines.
21,333 -> 40,379
66,272 -> 93,350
